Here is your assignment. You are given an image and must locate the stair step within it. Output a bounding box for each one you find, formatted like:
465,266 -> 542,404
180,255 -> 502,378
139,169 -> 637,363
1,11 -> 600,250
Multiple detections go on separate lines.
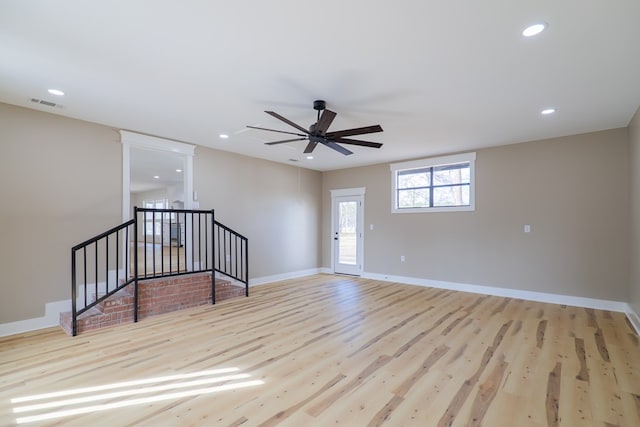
61,273 -> 247,335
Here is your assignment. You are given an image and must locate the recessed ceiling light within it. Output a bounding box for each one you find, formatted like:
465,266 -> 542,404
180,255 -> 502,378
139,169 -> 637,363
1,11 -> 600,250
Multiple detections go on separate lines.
306,155 -> 314,160
522,22 -> 547,37
47,89 -> 65,96
541,108 -> 556,115
153,175 -> 160,179
219,134 -> 229,139
176,169 -> 182,173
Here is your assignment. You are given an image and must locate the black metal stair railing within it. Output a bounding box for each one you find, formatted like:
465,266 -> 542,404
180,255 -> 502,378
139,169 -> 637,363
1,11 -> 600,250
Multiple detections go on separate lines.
70,219 -> 136,337
214,221 -> 249,295
70,207 -> 249,336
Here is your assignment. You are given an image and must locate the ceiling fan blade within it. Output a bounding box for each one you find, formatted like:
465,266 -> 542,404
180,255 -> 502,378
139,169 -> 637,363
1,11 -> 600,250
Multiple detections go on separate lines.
303,141 -> 318,153
325,124 -> 383,139
265,111 -> 310,134
315,109 -> 337,134
323,140 -> 353,156
333,137 -> 383,149
265,138 -> 307,145
247,125 -> 307,137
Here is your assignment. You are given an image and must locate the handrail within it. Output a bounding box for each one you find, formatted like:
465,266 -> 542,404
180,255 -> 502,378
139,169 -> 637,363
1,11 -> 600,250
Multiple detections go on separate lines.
72,219 -> 135,251
70,207 -> 249,336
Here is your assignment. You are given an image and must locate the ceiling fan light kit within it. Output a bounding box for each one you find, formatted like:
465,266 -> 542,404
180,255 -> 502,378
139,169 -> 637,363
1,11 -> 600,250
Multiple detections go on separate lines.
247,100 -> 384,156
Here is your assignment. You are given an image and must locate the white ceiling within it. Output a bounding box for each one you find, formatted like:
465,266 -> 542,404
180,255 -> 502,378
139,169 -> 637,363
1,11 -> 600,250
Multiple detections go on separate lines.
1,1 -> 639,172
129,147 -> 184,193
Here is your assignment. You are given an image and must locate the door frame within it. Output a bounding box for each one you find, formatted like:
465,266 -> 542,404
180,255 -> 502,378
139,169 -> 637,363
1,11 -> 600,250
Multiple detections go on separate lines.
121,131 -> 196,275
330,187 -> 365,276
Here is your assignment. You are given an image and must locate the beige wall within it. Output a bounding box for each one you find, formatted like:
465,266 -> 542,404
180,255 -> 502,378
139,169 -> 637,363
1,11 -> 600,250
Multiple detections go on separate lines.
194,146 -> 322,279
629,106 -> 640,316
0,103 -> 122,323
323,129 -> 630,301
0,103 -> 322,324
1,99 -> 634,325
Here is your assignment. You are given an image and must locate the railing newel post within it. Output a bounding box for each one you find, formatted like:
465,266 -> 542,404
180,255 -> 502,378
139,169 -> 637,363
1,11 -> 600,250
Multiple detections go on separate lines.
245,238 -> 249,297
71,248 -> 77,336
211,209 -> 216,305
134,206 -> 139,323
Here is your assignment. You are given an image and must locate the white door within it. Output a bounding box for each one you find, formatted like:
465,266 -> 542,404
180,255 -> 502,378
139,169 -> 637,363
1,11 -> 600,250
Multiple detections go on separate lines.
333,195 -> 363,275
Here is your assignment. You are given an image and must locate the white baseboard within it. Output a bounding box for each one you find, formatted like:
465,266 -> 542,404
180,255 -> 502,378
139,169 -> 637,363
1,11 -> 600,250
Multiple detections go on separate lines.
249,268 -> 324,287
0,300 -> 71,338
4,271 -> 638,338
361,272 -> 628,313
626,304 -> 640,335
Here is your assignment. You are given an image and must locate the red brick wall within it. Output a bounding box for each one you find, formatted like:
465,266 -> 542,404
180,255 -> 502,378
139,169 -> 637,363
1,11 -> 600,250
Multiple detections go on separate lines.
62,273 -> 245,335
138,274 -> 213,319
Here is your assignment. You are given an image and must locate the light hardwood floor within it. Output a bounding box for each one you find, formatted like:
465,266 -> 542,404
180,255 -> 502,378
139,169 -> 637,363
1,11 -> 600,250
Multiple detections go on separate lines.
1,275 -> 639,426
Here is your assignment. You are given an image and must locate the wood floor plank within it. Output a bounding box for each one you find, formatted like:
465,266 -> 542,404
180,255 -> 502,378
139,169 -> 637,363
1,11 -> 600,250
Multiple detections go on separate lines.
1,274 -> 639,426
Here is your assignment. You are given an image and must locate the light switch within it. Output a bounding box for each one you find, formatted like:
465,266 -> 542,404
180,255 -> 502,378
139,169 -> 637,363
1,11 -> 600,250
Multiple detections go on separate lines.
524,224 -> 531,233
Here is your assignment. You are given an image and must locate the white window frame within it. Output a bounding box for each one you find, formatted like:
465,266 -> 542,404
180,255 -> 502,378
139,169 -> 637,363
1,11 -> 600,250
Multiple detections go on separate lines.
390,152 -> 476,213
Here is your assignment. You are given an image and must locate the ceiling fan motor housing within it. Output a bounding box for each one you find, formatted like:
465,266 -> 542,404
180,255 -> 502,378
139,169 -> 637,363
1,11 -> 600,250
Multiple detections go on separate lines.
313,100 -> 326,111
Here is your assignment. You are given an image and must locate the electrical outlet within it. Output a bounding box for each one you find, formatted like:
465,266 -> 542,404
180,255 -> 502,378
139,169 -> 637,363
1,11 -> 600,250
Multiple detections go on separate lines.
524,224 -> 531,233
400,255 -> 405,262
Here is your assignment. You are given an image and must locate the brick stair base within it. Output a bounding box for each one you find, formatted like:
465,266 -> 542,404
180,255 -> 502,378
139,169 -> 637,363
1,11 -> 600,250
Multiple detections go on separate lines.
60,273 -> 245,335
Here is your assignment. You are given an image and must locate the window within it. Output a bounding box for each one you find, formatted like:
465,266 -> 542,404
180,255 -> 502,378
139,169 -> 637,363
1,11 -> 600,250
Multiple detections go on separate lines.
143,198 -> 168,236
390,152 -> 476,213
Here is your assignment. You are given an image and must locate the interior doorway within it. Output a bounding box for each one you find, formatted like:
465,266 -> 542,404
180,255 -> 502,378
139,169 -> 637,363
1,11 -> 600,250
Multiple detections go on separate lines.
120,130 -> 195,222
120,131 -> 196,276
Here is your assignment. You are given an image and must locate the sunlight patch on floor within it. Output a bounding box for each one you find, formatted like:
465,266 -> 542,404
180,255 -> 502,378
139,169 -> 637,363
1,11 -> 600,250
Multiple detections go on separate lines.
11,368 -> 263,424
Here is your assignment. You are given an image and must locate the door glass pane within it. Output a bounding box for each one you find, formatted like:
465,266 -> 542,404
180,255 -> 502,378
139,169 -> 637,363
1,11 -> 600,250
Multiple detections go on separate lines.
338,201 -> 357,265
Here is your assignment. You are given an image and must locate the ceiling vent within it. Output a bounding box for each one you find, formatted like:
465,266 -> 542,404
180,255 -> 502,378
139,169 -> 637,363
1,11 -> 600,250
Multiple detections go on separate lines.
30,98 -> 64,108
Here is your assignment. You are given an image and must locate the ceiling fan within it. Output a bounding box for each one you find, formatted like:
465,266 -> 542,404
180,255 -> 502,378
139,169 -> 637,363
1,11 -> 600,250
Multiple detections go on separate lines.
247,100 -> 383,156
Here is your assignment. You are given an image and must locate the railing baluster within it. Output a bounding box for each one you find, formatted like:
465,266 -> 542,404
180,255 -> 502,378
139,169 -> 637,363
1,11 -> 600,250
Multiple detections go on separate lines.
94,242 -> 98,303
116,230 -> 119,288
183,214 -> 187,271
105,235 -> 109,294
161,212 -> 165,276
83,246 -> 87,308
205,215 -> 209,270
190,212 -> 194,271
143,212 -> 148,278
152,211 -> 157,276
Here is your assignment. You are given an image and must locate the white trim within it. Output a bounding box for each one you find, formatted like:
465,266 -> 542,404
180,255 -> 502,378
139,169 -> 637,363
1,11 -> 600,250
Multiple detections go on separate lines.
120,130 -> 195,156
248,268 -> 323,287
626,304 -> 640,335
361,271 -> 629,313
390,152 -> 476,171
122,143 -> 131,221
330,187 -> 366,197
3,272 -> 638,337
0,300 -> 70,337
390,152 -> 476,214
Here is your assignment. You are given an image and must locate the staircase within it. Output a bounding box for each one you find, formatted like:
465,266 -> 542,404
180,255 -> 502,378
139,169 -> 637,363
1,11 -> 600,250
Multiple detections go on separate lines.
62,207 -> 249,336
60,274 -> 245,335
